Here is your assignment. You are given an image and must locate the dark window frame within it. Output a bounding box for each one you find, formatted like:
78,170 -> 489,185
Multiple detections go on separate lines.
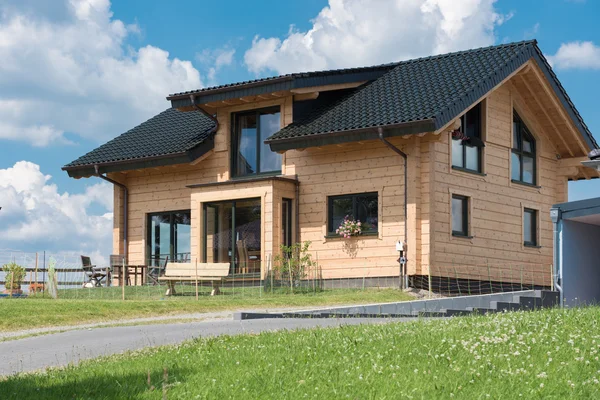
282,198 -> 293,247
451,194 -> 469,237
452,102 -> 483,173
523,208 -> 538,247
146,209 -> 191,266
512,111 -> 537,185
327,192 -> 379,236
231,106 -> 282,178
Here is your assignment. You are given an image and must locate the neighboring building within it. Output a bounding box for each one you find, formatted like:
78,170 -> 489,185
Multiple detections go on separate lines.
552,193 -> 600,306
64,40 -> 599,289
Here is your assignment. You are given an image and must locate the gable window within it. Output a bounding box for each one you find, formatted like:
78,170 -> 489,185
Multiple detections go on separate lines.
327,192 -> 378,235
512,111 -> 536,185
452,102 -> 483,173
232,107 -> 281,177
523,208 -> 538,247
451,195 -> 469,237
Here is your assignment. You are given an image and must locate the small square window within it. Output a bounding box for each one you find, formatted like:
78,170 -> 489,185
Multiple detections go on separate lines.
452,195 -> 469,237
524,208 -> 538,247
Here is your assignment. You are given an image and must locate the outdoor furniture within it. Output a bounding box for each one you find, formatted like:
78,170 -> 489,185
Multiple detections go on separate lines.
158,262 -> 230,296
147,257 -> 168,286
126,265 -> 148,286
80,256 -> 110,287
110,255 -> 129,286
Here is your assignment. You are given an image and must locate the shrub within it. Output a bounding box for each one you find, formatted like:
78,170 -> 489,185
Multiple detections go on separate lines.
3,262 -> 26,290
271,241 -> 318,292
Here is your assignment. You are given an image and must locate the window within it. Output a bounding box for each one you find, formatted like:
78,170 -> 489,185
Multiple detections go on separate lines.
147,210 -> 191,266
451,195 -> 469,237
524,208 -> 538,247
452,102 -> 483,173
282,198 -> 293,247
232,107 -> 281,177
512,112 -> 536,185
327,192 -> 378,235
204,199 -> 262,274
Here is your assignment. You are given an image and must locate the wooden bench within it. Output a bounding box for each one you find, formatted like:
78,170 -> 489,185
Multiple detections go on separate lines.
158,262 -> 230,296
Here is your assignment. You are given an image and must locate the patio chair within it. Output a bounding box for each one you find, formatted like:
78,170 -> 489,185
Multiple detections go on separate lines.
147,256 -> 168,286
110,254 -> 129,286
81,256 -> 109,287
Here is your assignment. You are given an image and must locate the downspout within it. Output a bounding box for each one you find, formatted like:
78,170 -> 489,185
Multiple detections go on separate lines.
190,95 -> 219,127
377,128 -> 408,242
377,127 -> 409,288
550,207 -> 563,307
94,165 -> 128,261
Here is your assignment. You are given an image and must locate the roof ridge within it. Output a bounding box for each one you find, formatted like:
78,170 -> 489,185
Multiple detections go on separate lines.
169,40 -> 537,98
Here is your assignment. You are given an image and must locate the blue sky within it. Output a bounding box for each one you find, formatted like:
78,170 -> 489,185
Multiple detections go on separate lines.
0,0 -> 599,259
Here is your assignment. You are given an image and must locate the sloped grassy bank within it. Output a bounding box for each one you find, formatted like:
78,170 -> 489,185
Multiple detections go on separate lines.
2,307 -> 600,399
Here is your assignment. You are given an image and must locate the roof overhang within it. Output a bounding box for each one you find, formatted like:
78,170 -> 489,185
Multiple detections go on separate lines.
62,135 -> 215,178
266,119 -> 436,152
167,69 -> 391,109
553,197 -> 600,224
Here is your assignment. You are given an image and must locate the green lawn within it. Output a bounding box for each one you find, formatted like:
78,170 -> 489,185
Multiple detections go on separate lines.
2,307 -> 599,399
0,288 -> 413,332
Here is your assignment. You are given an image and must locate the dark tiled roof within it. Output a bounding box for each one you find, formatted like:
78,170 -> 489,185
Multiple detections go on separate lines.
167,63 -> 399,98
266,40 -> 597,151
64,108 -> 216,168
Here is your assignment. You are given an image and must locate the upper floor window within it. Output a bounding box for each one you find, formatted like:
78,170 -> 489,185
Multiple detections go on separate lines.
452,102 -> 483,173
511,111 -> 536,185
232,107 -> 281,177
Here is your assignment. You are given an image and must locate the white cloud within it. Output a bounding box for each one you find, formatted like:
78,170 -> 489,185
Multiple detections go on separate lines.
0,0 -> 203,146
244,0 -> 509,75
196,46 -> 236,84
524,22 -> 540,40
547,41 -> 600,70
0,161 -> 113,259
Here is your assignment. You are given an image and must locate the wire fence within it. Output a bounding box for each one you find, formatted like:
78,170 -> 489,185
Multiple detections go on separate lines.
0,250 -> 553,301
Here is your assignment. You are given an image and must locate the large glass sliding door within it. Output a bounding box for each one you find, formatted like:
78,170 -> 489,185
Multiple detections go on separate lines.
204,199 -> 261,274
147,210 -> 191,266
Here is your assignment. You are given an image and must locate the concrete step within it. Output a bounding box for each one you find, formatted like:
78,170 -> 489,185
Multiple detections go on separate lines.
490,301 -> 523,312
465,307 -> 499,315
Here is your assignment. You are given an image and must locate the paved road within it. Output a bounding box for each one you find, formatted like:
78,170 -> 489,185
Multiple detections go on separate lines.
0,318 -> 409,376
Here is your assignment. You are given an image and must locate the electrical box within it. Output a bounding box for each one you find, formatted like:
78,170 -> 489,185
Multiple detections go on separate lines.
396,241 -> 404,251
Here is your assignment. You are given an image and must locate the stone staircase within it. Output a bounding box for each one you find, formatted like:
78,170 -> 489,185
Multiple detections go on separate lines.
234,290 -> 560,320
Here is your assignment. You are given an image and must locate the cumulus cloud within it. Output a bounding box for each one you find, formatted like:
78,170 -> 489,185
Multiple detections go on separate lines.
196,46 -> 236,84
244,0 -> 509,75
547,41 -> 600,70
0,161 -> 113,259
0,0 -> 203,146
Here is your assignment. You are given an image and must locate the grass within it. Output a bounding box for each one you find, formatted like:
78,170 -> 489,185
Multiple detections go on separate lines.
2,307 -> 600,399
0,287 -> 413,333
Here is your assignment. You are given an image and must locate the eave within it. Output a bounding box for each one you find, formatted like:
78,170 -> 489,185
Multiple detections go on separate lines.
62,135 -> 215,178
266,119 -> 436,152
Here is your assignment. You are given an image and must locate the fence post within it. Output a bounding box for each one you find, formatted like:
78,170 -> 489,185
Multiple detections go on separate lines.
194,258 -> 199,301
122,257 -> 126,301
428,265 -> 432,299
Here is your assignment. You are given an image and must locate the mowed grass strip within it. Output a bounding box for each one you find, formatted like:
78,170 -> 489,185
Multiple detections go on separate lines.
0,288 -> 413,332
3,307 -> 600,399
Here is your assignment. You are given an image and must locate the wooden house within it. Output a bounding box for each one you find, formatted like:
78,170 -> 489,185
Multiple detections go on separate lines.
64,40 -> 599,289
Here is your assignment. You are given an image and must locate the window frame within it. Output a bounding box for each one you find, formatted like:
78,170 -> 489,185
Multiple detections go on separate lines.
282,198 -> 293,247
523,207 -> 538,247
146,209 -> 191,266
327,192 -> 379,236
451,194 -> 469,238
511,111 -> 537,186
452,102 -> 483,174
231,106 -> 282,178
